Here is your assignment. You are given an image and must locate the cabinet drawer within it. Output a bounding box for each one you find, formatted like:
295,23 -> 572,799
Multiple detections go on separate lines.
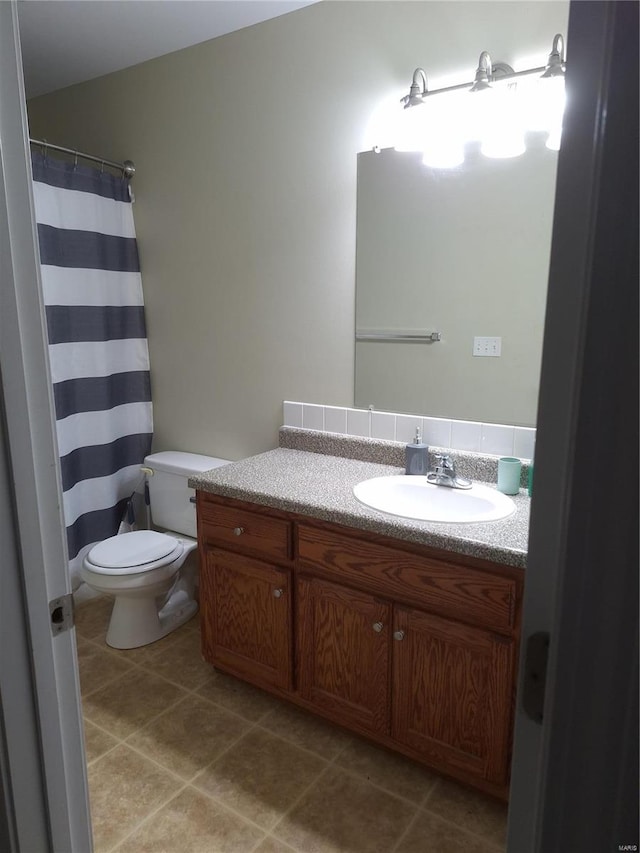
199,501 -> 292,563
297,525 -> 516,633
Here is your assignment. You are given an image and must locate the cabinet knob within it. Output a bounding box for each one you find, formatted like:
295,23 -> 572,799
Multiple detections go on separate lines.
272,587 -> 284,598
393,630 -> 405,641
233,526 -> 244,536
372,621 -> 384,633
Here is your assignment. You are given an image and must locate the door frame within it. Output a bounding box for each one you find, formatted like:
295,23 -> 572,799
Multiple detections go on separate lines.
0,0 -> 637,850
508,2 -> 638,850
0,3 -> 92,850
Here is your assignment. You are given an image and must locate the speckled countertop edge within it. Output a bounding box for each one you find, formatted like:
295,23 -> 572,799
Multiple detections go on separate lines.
279,426 -> 532,487
189,445 -> 529,569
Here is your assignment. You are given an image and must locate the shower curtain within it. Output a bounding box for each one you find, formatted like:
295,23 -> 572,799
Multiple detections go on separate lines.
31,152 -> 153,588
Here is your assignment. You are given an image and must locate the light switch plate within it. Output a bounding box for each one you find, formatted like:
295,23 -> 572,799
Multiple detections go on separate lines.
473,336 -> 502,357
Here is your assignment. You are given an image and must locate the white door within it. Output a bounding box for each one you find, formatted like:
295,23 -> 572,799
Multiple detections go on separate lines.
508,2 -> 638,850
0,2 -> 92,850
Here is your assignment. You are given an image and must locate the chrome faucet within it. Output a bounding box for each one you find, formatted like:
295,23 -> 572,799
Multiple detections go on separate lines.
426,454 -> 472,490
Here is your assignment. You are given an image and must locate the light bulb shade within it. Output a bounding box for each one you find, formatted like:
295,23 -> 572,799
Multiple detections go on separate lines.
394,103 -> 429,152
422,143 -> 464,169
523,75 -> 566,133
546,126 -> 562,151
481,130 -> 526,159
477,85 -> 526,159
421,93 -> 466,168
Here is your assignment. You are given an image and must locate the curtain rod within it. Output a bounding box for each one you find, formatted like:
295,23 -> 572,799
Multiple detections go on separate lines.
29,137 -> 136,179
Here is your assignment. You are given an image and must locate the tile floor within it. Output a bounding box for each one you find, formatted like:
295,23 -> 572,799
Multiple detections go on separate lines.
76,595 -> 508,853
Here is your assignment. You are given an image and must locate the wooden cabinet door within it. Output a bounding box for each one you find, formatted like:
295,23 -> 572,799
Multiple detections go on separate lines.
297,575 -> 391,735
392,606 -> 515,785
201,547 -> 292,691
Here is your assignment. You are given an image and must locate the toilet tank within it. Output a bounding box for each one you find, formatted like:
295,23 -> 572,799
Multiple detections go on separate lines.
144,451 -> 230,538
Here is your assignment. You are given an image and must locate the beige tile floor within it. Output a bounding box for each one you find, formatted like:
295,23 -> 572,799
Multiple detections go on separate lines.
77,595 -> 508,853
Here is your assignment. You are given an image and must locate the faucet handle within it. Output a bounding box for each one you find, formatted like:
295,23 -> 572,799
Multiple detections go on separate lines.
433,453 -> 454,472
428,453 -> 472,489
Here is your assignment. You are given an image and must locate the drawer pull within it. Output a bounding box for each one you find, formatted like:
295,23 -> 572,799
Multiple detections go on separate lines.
272,587 -> 284,599
233,526 -> 245,536
372,621 -> 384,633
393,630 -> 405,641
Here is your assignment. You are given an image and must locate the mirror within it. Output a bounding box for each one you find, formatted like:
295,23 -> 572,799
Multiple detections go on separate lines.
354,141 -> 559,427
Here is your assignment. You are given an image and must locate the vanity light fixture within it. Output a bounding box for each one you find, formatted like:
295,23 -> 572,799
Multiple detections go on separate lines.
541,34 -> 566,79
405,67 -> 429,104
397,33 -> 567,164
469,51 -> 516,92
469,51 -> 493,93
540,34 -> 566,151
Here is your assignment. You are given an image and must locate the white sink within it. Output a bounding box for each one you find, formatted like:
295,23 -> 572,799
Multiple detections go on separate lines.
353,475 -> 516,524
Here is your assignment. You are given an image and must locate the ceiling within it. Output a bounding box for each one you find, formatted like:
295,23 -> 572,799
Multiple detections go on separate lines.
18,0 -> 317,99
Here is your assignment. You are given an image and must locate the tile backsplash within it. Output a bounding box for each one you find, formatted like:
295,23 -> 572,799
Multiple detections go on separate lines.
283,401 -> 535,460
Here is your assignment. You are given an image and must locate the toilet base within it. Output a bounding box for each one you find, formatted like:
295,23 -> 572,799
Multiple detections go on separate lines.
105,589 -> 198,649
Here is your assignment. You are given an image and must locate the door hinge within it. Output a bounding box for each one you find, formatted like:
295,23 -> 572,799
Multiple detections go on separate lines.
522,631 -> 549,723
49,594 -> 74,636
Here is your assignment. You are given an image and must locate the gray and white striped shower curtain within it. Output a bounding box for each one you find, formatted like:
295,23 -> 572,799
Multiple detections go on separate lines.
31,152 -> 153,588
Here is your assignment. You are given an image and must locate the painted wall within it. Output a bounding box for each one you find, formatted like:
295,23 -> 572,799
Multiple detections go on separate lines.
27,1 -> 569,460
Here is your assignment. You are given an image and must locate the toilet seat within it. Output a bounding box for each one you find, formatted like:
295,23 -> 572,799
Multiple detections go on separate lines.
85,530 -> 182,576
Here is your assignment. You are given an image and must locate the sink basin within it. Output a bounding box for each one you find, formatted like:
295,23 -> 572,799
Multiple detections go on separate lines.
353,475 -> 516,524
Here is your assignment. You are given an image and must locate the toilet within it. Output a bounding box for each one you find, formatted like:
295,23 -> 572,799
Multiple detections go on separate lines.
81,451 -> 230,649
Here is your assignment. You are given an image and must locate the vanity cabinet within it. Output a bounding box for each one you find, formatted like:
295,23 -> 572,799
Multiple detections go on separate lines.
391,606 -> 515,785
297,575 -> 391,734
296,523 -> 518,788
198,495 -> 294,692
197,491 -> 522,800
200,548 -> 292,691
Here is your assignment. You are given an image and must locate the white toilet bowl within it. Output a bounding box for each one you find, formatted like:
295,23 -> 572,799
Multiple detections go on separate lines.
81,529 -> 198,649
80,451 -> 230,649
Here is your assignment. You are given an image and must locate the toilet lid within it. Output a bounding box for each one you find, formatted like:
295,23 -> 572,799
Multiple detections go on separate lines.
88,530 -> 180,569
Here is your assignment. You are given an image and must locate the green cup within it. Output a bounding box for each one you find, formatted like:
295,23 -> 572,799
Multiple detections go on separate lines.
497,457 -> 522,495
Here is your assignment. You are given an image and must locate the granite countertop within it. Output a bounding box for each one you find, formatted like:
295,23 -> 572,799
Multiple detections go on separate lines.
189,445 -> 529,569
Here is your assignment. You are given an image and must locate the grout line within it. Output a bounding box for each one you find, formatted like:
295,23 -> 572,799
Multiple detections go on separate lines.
248,833 -> 297,853
422,775 -> 439,807
85,720 -> 191,788
188,704 -> 269,788
316,756 -> 430,810
188,708 -> 337,837
269,761 -> 335,837
79,664 -> 138,701
83,677 -> 190,739
75,634 -> 105,649
103,781 -> 190,853
184,779 -> 288,838
266,730 -> 349,837
389,804 -> 423,853
84,740 -> 122,768
150,715 -> 258,786
82,717 -> 124,767
119,740 -> 202,786
251,719 -> 339,766
82,715 -> 123,740
417,774 -> 439,808
134,667 -> 211,694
